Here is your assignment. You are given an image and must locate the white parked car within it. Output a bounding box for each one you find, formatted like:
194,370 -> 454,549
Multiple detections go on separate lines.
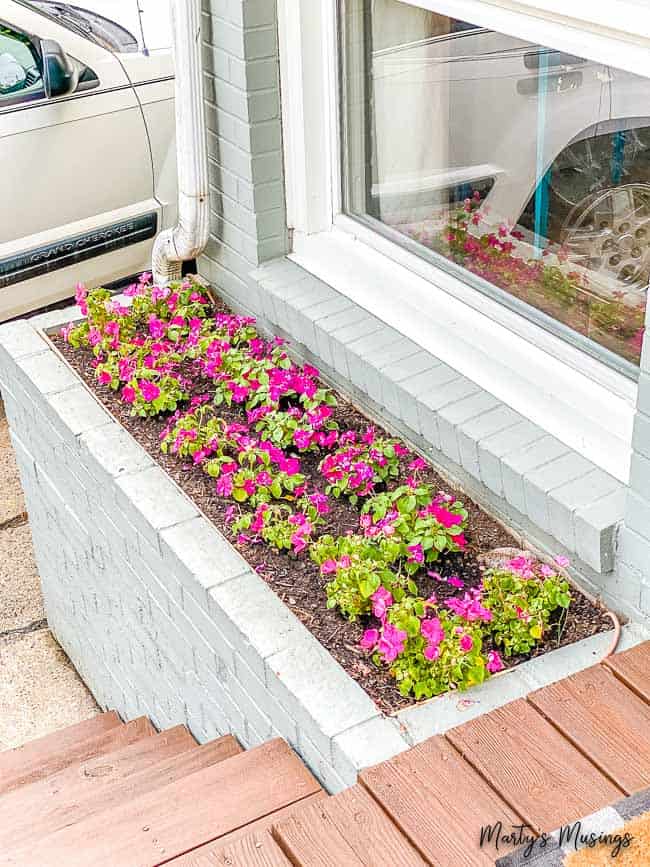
0,0 -> 176,321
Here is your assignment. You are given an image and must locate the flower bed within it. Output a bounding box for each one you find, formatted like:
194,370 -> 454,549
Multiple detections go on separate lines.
54,276 -> 612,713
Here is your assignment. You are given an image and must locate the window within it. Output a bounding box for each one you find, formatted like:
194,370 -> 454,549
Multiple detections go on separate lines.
0,23 -> 43,105
341,0 -> 650,370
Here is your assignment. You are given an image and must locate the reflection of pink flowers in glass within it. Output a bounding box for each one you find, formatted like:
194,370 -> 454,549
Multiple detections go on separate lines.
554,555 -> 570,569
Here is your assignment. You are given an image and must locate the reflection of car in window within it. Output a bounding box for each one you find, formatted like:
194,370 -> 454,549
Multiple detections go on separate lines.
358,11 -> 650,366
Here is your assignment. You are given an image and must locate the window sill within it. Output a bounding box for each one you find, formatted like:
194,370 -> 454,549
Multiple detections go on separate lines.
291,223 -> 635,483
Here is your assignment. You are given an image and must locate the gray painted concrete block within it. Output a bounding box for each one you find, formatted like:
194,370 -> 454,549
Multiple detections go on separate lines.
478,419 -> 545,497
457,405 -> 522,479
208,571 -> 311,682
438,391 -> 501,465
381,351 -> 438,419
47,386 -> 110,442
397,668 -> 534,743
16,352 -> 78,396
80,424 -> 154,483
160,516 -> 250,600
0,320 -> 47,364
523,453 -> 596,534
548,470 -> 620,553
501,435 -> 569,516
417,376 -> 480,449
331,716 -> 409,778
266,637 -> 379,760
575,488 -> 627,573
624,488 -> 650,545
115,466 -> 199,551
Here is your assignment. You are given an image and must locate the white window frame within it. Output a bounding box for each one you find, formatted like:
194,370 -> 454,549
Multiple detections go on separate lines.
277,0 -> 650,482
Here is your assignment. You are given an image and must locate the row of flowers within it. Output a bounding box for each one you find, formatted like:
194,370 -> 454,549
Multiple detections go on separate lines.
63,276 -> 572,700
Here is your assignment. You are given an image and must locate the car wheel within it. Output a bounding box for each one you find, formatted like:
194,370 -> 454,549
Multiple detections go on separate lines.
561,183 -> 650,293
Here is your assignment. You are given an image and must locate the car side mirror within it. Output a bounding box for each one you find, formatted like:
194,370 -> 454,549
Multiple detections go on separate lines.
41,39 -> 78,99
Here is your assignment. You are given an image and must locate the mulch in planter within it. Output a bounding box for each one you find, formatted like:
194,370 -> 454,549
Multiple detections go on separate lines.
52,301 -> 613,715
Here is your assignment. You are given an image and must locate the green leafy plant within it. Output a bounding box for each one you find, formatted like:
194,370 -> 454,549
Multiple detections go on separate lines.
361,483 -> 468,573
481,560 -> 571,655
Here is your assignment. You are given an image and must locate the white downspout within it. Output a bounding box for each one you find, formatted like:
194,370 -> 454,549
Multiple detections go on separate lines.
152,0 -> 210,286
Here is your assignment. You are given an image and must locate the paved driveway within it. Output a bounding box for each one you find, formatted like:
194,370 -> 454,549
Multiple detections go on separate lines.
0,403 -> 99,750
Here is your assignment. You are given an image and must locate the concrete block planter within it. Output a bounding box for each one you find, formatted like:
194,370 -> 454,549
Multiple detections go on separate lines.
0,310 -> 647,794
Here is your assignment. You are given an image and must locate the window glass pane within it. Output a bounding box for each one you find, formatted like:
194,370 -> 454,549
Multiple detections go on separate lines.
341,0 -> 649,369
0,24 -> 43,104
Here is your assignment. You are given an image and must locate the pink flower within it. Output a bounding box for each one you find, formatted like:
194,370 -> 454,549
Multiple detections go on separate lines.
459,634 -> 473,653
448,575 -> 464,589
487,650 -> 504,673
98,370 -> 112,385
320,559 -> 338,575
554,555 -> 570,569
309,492 -> 330,515
423,643 -> 441,661
377,622 -> 407,663
421,617 -> 444,647
75,282 -> 87,305
290,532 -> 308,554
360,628 -> 379,650
256,471 -> 273,488
140,380 -> 161,403
406,543 -> 424,565
408,457 -> 427,471
121,385 -> 136,404
339,555 -> 351,569
88,327 -> 102,347
371,587 -> 393,620
293,429 -> 313,450
539,564 -> 555,578
216,475 -> 233,497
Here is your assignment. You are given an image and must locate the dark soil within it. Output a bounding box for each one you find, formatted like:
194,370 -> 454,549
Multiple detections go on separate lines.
52,303 -> 613,714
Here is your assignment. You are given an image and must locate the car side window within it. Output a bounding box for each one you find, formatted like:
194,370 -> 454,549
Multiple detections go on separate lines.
0,23 -> 44,106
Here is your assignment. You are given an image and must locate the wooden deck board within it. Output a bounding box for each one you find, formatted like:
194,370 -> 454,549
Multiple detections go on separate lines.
1,734 -> 241,847
446,699 -> 622,834
529,664 -> 650,794
317,784 -> 426,866
0,724 -> 197,845
360,734 -> 525,866
0,715 -> 152,796
166,794 -> 326,866
1,739 -> 320,867
271,798 -> 366,867
198,829 -> 292,866
605,641 -> 650,703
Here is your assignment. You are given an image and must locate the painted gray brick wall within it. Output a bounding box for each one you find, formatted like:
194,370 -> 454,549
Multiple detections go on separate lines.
199,0 -> 288,312
0,316 -> 410,794
618,306 -> 650,615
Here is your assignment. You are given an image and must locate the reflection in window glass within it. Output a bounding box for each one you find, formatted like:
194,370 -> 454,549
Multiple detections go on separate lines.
341,0 -> 649,369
